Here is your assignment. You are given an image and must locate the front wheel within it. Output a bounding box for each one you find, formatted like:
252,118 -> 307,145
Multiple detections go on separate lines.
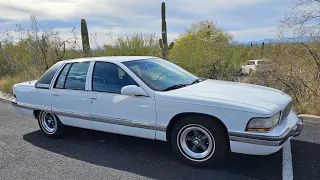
170,115 -> 229,167
38,111 -> 65,138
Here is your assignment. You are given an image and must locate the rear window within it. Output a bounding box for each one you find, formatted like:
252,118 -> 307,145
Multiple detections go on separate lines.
35,61 -> 64,89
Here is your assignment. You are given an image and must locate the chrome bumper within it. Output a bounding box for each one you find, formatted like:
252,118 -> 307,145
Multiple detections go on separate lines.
229,116 -> 303,146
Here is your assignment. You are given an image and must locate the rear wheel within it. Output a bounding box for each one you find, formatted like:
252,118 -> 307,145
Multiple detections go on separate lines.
170,115 -> 229,167
38,111 -> 64,138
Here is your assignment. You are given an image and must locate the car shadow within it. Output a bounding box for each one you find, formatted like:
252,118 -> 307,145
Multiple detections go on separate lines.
23,127 -> 286,180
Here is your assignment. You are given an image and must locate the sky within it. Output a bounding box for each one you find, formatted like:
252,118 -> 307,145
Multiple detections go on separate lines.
0,0 -> 294,46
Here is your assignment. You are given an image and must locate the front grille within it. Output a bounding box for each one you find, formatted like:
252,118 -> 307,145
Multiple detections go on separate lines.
281,102 -> 292,121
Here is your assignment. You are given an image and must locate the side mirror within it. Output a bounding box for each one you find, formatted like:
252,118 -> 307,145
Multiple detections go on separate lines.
121,85 -> 148,97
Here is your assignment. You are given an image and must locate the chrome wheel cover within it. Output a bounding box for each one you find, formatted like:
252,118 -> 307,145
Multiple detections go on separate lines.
177,124 -> 215,162
40,112 -> 57,134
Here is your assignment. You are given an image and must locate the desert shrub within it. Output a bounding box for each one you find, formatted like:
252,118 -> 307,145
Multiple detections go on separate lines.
245,42 -> 320,115
103,34 -> 161,57
0,16 -> 84,93
170,20 -> 248,80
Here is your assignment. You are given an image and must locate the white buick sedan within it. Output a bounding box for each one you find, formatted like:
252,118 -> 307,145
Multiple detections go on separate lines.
12,56 -> 303,167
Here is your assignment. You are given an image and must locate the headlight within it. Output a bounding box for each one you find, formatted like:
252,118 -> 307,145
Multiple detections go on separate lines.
246,112 -> 281,132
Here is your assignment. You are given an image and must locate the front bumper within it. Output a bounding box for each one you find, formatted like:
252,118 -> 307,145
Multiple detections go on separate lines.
229,115 -> 303,147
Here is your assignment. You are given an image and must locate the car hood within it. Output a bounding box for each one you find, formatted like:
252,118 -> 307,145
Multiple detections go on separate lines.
164,79 -> 292,114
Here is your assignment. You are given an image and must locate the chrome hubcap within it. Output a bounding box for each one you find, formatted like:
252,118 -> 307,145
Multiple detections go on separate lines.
178,125 -> 215,162
40,112 -> 57,134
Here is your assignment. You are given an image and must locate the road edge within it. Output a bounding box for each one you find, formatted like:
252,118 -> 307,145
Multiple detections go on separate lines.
299,114 -> 320,121
0,91 -> 11,103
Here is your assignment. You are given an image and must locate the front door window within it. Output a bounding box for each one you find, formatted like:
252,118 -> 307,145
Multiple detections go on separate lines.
92,62 -> 137,93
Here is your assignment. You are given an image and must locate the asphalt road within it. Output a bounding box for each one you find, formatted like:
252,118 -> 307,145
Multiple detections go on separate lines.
0,100 -> 319,180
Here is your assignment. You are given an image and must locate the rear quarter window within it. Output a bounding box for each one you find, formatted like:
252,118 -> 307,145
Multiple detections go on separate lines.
35,61 -> 64,89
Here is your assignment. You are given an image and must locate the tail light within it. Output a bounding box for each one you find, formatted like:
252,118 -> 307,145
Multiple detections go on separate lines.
11,94 -> 17,103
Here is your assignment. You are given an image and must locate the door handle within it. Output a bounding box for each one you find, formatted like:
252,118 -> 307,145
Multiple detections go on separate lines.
90,97 -> 97,100
53,93 -> 59,96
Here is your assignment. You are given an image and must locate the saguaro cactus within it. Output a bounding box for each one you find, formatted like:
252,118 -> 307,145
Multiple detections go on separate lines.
81,19 -> 90,55
159,2 -> 174,60
261,42 -> 265,57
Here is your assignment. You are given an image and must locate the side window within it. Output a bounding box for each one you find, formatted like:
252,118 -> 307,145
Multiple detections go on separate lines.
54,63 -> 72,89
118,68 -> 126,79
64,62 -> 90,90
35,61 -> 64,89
92,62 -> 137,93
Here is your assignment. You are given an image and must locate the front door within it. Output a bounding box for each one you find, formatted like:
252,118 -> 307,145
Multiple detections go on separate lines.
88,61 -> 156,139
50,61 -> 92,129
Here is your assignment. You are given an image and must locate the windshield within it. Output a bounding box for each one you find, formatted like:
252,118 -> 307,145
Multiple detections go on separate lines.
123,58 -> 200,91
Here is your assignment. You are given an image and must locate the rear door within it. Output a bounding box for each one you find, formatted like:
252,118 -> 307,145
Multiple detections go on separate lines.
50,61 -> 92,129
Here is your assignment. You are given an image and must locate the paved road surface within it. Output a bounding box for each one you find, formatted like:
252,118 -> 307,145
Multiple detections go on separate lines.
0,100 -> 319,180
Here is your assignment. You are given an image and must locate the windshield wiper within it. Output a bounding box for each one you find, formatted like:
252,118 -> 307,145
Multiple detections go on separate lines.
162,78 -> 206,91
162,84 -> 190,91
191,78 -> 206,85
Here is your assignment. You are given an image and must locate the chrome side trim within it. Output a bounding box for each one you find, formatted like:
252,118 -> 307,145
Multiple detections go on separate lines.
229,129 -> 291,141
91,115 -> 166,131
52,108 -> 91,120
12,103 -> 167,132
12,102 -> 51,112
229,136 -> 279,146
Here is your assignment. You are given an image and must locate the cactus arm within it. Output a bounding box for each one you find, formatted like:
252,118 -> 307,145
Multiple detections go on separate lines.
169,42 -> 174,50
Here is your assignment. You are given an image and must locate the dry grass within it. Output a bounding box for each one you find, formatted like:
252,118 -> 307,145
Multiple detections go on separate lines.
0,70 -> 42,94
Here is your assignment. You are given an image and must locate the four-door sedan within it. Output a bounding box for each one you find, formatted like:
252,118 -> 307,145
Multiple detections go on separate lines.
11,56 -> 303,167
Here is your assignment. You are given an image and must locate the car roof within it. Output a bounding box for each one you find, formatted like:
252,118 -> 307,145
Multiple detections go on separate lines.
248,59 -> 266,62
63,56 -> 157,63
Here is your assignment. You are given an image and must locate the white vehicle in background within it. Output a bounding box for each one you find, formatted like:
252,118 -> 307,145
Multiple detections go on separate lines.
241,59 -> 269,75
11,56 -> 302,167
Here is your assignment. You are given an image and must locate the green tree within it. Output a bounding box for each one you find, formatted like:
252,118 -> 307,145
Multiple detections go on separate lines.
170,20 -> 241,80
